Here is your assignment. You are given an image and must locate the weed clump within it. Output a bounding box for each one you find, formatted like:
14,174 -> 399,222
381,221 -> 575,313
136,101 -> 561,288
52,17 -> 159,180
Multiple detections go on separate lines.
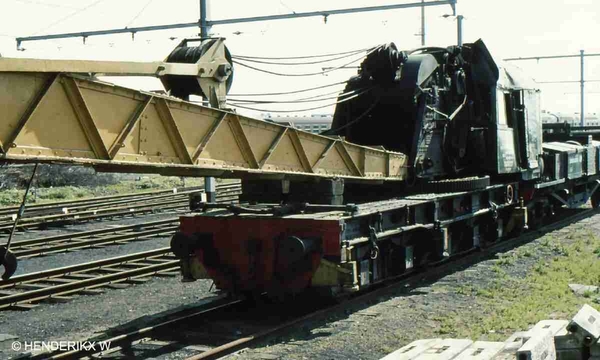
434,233 -> 600,341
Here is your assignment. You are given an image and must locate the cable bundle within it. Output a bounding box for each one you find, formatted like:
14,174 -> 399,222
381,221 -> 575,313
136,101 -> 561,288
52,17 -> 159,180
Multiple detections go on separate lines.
228,46 -> 381,113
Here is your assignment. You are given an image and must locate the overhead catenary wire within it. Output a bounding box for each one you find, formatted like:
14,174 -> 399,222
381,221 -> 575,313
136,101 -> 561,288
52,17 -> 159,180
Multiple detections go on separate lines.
9,0 -> 81,9
232,47 -> 373,66
233,52 -> 370,77
230,87 -> 364,104
228,87 -> 369,105
32,0 -> 106,35
278,0 -> 297,14
228,80 -> 348,97
231,87 -> 371,114
125,0 -> 155,28
232,45 -> 382,77
292,88 -> 350,101
232,46 -> 375,60
233,102 -> 337,114
321,97 -> 380,135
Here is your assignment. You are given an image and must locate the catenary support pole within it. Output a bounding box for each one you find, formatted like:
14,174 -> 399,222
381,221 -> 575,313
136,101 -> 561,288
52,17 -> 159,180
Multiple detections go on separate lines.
16,1 -> 457,45
457,15 -> 463,46
200,0 -> 211,39
505,52 -> 599,121
581,49 -> 585,126
200,0 -> 215,194
421,0 -> 426,46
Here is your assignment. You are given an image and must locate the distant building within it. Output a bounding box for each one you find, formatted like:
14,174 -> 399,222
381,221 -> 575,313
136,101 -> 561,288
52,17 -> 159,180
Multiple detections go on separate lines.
541,110 -> 600,126
263,113 -> 333,134
264,111 -> 600,132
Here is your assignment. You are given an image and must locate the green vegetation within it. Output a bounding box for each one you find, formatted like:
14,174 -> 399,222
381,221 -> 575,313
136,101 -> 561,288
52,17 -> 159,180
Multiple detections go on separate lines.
0,174 -> 205,206
434,229 -> 600,341
495,253 -> 517,266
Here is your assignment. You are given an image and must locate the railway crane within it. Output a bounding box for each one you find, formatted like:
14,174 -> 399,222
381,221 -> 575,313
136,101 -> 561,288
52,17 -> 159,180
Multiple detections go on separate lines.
0,38 -> 598,299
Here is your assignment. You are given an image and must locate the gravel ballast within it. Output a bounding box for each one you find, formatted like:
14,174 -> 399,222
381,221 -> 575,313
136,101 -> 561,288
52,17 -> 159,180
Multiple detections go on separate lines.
0,210 -> 599,359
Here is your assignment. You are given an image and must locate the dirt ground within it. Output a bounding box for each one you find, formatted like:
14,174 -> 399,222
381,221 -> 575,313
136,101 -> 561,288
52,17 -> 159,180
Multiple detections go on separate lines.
0,211 -> 217,359
1,210 -> 599,360
227,212 -> 600,360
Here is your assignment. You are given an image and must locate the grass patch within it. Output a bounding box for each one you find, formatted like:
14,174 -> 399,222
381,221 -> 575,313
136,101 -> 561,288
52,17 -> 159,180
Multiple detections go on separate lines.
435,229 -> 600,341
496,254 -> 517,266
0,175 -> 207,206
456,285 -> 476,296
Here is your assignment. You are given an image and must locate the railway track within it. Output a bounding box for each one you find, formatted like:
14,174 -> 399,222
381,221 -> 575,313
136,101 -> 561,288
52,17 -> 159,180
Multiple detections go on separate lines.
0,248 -> 179,311
0,186 -> 200,219
0,182 -> 241,232
0,184 -> 242,311
3,185 -> 241,258
23,206 -> 597,360
9,218 -> 179,258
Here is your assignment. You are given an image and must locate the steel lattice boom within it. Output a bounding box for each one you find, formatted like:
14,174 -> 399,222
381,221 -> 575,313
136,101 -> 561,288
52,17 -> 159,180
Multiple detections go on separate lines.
0,70 -> 407,181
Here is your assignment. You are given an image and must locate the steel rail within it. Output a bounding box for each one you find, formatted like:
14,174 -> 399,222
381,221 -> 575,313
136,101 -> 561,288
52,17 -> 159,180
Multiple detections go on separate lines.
0,199 -> 188,230
0,189 -> 200,216
40,297 -> 243,360
9,218 -> 177,249
7,186 -> 240,250
0,186 -> 202,215
0,185 -> 243,308
184,208 -> 599,360
12,225 -> 178,258
0,186 -> 241,257
0,247 -> 170,286
0,182 -> 240,218
0,248 -> 178,309
27,207 -> 597,360
0,193 -> 190,222
0,184 -> 241,231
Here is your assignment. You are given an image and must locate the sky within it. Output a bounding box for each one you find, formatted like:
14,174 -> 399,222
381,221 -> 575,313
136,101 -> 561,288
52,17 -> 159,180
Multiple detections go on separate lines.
0,0 -> 599,117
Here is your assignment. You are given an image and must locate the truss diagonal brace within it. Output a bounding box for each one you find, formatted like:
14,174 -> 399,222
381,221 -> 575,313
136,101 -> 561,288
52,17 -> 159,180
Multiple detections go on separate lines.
61,77 -> 110,160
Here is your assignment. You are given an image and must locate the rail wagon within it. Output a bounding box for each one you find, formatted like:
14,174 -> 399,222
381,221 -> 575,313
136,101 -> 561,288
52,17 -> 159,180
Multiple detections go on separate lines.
0,39 -> 598,298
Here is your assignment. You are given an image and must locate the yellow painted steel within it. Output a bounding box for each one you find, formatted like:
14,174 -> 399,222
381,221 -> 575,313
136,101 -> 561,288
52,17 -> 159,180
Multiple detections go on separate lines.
0,71 -> 408,181
310,258 -> 353,287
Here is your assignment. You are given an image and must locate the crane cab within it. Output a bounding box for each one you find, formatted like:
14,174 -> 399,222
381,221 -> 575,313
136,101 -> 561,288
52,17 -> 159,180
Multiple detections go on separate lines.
491,62 -> 543,180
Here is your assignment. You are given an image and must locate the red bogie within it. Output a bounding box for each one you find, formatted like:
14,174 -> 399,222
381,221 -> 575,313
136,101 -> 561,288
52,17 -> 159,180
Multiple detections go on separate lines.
179,216 -> 341,294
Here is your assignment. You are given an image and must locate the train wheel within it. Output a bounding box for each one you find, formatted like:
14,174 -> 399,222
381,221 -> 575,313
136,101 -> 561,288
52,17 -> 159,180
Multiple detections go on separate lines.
527,205 -> 543,231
